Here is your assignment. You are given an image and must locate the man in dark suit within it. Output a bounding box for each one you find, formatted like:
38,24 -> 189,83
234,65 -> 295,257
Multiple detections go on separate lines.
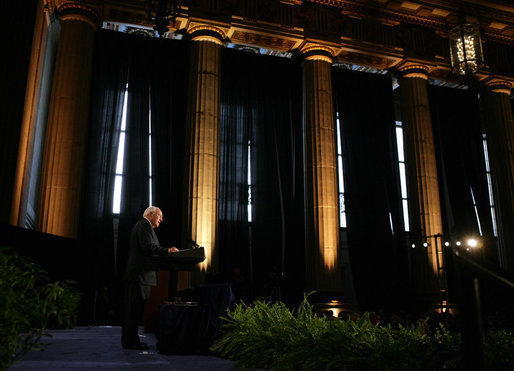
122,206 -> 178,350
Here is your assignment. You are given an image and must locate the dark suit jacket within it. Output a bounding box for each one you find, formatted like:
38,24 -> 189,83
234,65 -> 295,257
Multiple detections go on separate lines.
123,218 -> 169,286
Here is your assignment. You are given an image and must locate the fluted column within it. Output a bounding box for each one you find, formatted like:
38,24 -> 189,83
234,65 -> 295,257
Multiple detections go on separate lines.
38,1 -> 101,237
10,0 -> 50,226
398,65 -> 443,300
302,46 -> 342,292
185,25 -> 225,281
481,80 -> 514,272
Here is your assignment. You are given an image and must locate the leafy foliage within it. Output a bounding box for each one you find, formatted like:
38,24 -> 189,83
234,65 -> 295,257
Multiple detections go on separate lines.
484,329 -> 514,370
212,295 -> 514,370
0,247 -> 81,369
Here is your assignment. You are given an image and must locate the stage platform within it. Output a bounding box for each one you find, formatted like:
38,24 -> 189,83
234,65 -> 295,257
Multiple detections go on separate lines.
9,326 -> 237,370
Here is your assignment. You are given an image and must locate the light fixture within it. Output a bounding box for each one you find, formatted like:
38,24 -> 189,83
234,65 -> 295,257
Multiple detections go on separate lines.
448,2 -> 484,76
144,0 -> 183,37
466,238 -> 478,248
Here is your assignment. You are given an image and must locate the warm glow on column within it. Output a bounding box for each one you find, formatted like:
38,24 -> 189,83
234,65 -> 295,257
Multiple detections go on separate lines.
195,219 -> 214,272
38,17 -> 97,237
428,236 -> 440,276
193,190 -> 217,272
313,58 -> 339,273
187,33 -> 222,274
399,67 -> 445,296
303,47 -> 341,290
319,202 -> 338,271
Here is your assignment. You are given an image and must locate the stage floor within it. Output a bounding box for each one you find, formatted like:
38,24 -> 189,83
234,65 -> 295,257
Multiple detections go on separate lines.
9,326 -> 237,370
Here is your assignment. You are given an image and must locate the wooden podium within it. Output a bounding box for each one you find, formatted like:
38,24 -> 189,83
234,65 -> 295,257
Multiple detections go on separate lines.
143,247 -> 205,332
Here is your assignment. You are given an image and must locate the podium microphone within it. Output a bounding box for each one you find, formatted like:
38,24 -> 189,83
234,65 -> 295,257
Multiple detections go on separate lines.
187,238 -> 199,248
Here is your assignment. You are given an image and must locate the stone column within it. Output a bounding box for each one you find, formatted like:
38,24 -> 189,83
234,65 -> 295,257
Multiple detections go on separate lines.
185,25 -> 225,282
302,46 -> 342,293
10,0 -> 51,226
38,0 -> 101,238
481,80 -> 514,272
398,65 -> 444,302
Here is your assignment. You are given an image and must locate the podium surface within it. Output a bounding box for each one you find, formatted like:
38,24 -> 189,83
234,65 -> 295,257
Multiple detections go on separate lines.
144,247 -> 206,332
157,247 -> 206,271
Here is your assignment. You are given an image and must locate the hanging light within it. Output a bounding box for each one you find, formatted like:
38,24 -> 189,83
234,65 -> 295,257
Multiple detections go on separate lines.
144,0 -> 183,37
448,3 -> 484,76
449,24 -> 484,75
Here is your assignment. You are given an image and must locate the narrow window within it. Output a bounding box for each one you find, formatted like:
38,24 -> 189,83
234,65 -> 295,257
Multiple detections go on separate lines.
395,121 -> 410,232
482,134 -> 498,236
113,86 -> 154,213
470,186 -> 483,236
335,112 -> 347,228
247,139 -> 253,222
113,85 -> 129,214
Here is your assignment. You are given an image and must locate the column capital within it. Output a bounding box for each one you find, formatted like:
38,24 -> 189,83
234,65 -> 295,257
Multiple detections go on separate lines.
281,0 -> 302,4
52,0 -> 103,29
300,45 -> 334,63
398,64 -> 431,80
187,24 -> 226,45
485,79 -> 513,95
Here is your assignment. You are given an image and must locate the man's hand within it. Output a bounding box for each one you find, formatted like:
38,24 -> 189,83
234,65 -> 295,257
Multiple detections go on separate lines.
168,247 -> 179,253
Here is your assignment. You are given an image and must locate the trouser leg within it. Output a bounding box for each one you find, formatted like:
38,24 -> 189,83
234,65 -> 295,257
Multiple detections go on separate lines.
122,281 -> 143,347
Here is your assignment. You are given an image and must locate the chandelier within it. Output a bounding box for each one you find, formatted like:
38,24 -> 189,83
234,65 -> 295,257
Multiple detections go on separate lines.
448,3 -> 484,76
449,23 -> 485,75
144,0 -> 183,37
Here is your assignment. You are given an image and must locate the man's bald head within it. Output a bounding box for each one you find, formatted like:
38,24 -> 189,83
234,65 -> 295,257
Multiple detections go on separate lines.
143,206 -> 163,228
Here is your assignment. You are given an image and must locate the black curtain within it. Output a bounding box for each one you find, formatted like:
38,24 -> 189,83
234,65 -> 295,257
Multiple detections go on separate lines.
80,30 -> 131,287
219,50 -> 252,286
116,35 -> 151,278
81,30 -> 188,281
252,54 -> 304,304
117,34 -> 189,279
149,38 -> 189,249
429,85 -> 494,243
332,68 -> 406,310
220,49 -> 304,304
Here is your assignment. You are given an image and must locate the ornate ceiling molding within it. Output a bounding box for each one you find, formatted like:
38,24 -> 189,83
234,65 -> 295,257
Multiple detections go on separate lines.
398,64 -> 431,80
335,48 -> 402,70
188,24 -> 227,44
48,0 -> 103,28
305,0 -> 514,44
338,1 -> 446,30
98,0 -> 513,81
300,44 -> 335,62
485,78 -> 513,94
483,32 -> 514,46
228,29 -> 300,52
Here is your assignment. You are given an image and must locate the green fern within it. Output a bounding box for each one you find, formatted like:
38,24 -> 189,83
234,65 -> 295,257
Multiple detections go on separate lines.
0,247 -> 81,369
212,295 -> 513,370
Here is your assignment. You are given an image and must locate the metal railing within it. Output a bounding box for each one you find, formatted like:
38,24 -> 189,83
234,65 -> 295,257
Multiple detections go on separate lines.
446,246 -> 514,370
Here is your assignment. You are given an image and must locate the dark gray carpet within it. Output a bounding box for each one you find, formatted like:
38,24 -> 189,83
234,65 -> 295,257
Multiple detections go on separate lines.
9,326 -> 236,370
